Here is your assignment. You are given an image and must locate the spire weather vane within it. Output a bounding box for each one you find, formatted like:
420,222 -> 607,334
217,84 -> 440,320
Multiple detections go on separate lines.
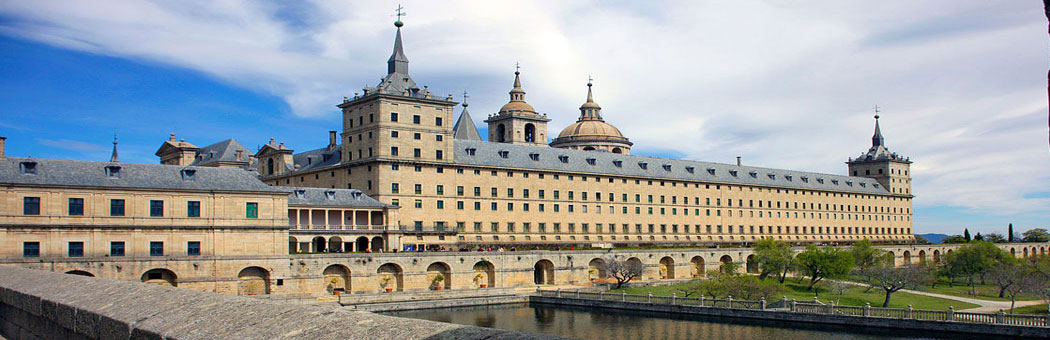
395,4 -> 405,21
515,62 -> 520,73
873,104 -> 881,119
462,91 -> 469,103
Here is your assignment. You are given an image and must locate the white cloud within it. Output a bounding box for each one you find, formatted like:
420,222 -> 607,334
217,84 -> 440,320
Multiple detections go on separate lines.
1,0 -> 1047,231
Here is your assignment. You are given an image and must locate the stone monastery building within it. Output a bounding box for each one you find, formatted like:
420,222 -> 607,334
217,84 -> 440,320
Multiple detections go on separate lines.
243,20 -> 915,251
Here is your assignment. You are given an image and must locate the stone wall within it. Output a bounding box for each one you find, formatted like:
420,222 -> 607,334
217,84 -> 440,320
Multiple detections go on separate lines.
0,266 -> 564,340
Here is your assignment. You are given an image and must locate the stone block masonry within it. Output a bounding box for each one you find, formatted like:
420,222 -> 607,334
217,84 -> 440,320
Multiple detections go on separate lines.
0,266 -> 567,340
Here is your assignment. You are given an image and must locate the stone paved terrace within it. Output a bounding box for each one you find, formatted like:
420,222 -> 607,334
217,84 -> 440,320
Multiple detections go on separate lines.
0,266 -> 567,340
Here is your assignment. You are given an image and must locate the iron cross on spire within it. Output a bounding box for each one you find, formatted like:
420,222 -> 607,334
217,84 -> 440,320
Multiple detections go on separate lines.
462,91 -> 469,102
515,62 -> 520,73
873,104 -> 881,119
395,4 -> 405,21
588,75 -> 593,84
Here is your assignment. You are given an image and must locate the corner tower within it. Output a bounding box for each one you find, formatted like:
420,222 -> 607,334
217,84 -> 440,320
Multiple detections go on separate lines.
550,80 -> 632,154
484,69 -> 550,145
847,114 -> 912,196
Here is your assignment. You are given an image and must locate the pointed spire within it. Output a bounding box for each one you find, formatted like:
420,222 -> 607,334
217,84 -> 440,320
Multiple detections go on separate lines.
509,64 -> 526,102
872,112 -> 884,147
578,77 -> 602,120
387,22 -> 409,75
453,92 -> 482,141
110,135 -> 119,163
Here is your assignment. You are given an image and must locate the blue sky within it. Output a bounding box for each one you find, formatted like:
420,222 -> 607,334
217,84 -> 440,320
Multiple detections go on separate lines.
0,1 -> 1048,236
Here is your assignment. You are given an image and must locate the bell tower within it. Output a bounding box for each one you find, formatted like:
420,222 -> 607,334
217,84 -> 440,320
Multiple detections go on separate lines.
847,111 -> 912,196
484,67 -> 550,145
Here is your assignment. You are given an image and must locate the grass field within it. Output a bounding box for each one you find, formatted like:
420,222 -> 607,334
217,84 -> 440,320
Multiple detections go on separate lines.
922,279 -> 1041,302
1014,303 -> 1049,315
610,278 -> 979,310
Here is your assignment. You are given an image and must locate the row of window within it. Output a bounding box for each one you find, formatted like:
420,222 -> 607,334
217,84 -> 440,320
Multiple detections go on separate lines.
21,197 -> 258,218
22,241 -> 200,258
347,112 -> 443,128
418,221 -> 909,236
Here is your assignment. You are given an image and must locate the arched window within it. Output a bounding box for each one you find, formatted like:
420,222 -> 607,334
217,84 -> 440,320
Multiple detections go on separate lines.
496,124 -> 507,143
267,158 -> 274,175
524,123 -> 536,143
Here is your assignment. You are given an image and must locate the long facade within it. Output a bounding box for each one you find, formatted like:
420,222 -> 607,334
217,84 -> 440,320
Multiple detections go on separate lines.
254,20 -> 915,250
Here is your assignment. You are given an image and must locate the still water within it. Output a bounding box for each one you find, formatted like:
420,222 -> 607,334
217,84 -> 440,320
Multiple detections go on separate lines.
385,303 -> 988,340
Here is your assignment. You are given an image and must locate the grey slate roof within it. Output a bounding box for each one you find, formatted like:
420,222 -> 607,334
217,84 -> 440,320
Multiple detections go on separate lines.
190,139 -> 251,167
286,187 -> 389,208
0,157 -> 286,193
291,146 -> 342,172
453,140 -> 891,195
452,105 -> 482,141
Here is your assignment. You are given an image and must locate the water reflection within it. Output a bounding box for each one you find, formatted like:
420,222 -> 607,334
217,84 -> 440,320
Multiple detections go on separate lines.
384,303 -> 986,340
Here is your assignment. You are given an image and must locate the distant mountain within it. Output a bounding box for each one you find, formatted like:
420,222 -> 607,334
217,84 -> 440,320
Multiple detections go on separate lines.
919,233 -> 951,243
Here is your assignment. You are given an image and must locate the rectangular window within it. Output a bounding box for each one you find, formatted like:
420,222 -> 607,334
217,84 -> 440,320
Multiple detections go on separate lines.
413,115 -> 421,124
414,148 -> 421,157
110,199 -> 125,216
110,241 -> 125,257
187,201 -> 201,217
149,241 -> 164,256
149,200 -> 164,217
392,183 -> 400,194
435,117 -> 443,126
391,112 -> 398,121
245,202 -> 258,218
187,241 -> 201,256
68,242 -> 84,257
23,242 -> 40,257
23,197 -> 40,215
68,198 -> 84,216
391,147 -> 399,156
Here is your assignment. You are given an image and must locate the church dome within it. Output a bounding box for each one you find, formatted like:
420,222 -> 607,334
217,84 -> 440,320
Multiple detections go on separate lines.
550,80 -> 632,153
557,120 -> 624,139
498,101 -> 537,114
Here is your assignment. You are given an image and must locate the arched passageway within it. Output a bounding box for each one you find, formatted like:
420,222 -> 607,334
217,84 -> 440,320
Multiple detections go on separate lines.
690,256 -> 706,277
534,260 -> 555,285
323,265 -> 351,294
328,237 -> 343,252
659,257 -> 675,279
141,269 -> 177,287
886,252 -> 896,266
237,267 -> 270,295
918,250 -> 927,265
903,251 -> 912,265
933,250 -> 941,264
312,236 -> 326,252
427,262 -> 451,290
473,261 -> 495,288
588,258 -> 608,282
371,236 -> 384,252
356,237 -> 369,252
377,263 -> 404,292
719,255 -> 733,273
626,257 -> 644,277
288,236 -> 298,253
746,255 -> 758,274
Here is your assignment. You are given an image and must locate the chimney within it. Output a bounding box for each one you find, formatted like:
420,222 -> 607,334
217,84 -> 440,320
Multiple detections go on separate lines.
235,149 -> 244,161
328,131 -> 337,148
736,156 -> 741,167
0,136 -> 6,160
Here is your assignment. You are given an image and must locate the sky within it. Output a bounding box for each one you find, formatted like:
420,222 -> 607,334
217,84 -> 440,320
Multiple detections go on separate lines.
0,1 -> 1047,237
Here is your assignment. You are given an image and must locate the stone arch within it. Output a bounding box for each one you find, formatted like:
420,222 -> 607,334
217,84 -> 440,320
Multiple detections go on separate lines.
933,249 -> 941,264
237,267 -> 270,295
1011,248 -> 1016,257
141,268 -> 177,287
473,261 -> 495,288
588,258 -> 608,281
288,236 -> 298,253
719,255 -> 733,273
323,264 -> 351,294
626,257 -> 644,278
355,236 -> 369,252
903,250 -> 912,265
918,250 -> 927,264
534,260 -> 555,285
328,236 -> 343,252
496,124 -> 507,143
312,236 -> 326,252
659,257 -> 675,279
746,254 -> 758,274
690,256 -> 706,277
426,262 -> 451,290
1041,247 -> 1046,256
377,263 -> 403,292
371,236 -> 384,252
524,123 -> 536,143
612,147 -> 622,154
65,270 -> 94,277
1024,248 -> 1030,258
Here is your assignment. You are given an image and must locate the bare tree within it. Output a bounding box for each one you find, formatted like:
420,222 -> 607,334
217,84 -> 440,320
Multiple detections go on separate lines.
986,262 -> 1021,299
861,264 -> 934,307
601,257 -> 644,289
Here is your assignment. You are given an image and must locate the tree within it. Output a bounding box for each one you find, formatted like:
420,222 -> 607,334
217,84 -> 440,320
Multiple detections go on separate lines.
794,245 -> 854,291
601,257 -> 644,289
985,233 -> 1007,243
964,229 -> 971,242
942,235 -> 968,244
984,260 -> 1020,298
913,234 -> 930,244
1023,228 -> 1050,243
753,238 -> 793,283
973,233 -> 984,241
824,280 -> 854,305
944,241 -> 1011,297
850,239 -> 888,272
1008,223 -> 1015,242
860,264 -> 934,307
720,261 -> 741,275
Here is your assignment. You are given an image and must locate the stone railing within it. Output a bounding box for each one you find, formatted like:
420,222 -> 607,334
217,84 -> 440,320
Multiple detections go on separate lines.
537,289 -> 1050,328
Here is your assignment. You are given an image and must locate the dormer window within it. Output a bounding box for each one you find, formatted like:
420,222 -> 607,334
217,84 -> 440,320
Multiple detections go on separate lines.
748,171 -> 758,178
860,182 -> 867,187
613,160 -> 623,167
785,175 -> 793,181
816,178 -> 824,184
350,189 -> 363,200
559,155 -> 569,163
324,190 -> 336,200
529,153 -> 540,161
294,189 -> 306,198
307,157 -> 313,165
706,168 -> 716,175
105,165 -> 122,178
586,158 -> 597,166
466,148 -> 477,156
846,181 -> 853,186
729,170 -> 738,177
801,176 -> 809,183
685,166 -> 694,174
873,183 -> 880,188
638,162 -> 648,170
19,161 -> 37,175
498,151 -> 509,159
767,173 -> 775,180
662,164 -> 672,171
831,179 -> 839,185
180,169 -> 197,181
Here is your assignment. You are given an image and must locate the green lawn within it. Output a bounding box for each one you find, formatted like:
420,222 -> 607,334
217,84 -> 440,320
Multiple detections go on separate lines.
1013,303 -> 1049,315
610,278 -> 979,310
922,279 -> 1041,302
